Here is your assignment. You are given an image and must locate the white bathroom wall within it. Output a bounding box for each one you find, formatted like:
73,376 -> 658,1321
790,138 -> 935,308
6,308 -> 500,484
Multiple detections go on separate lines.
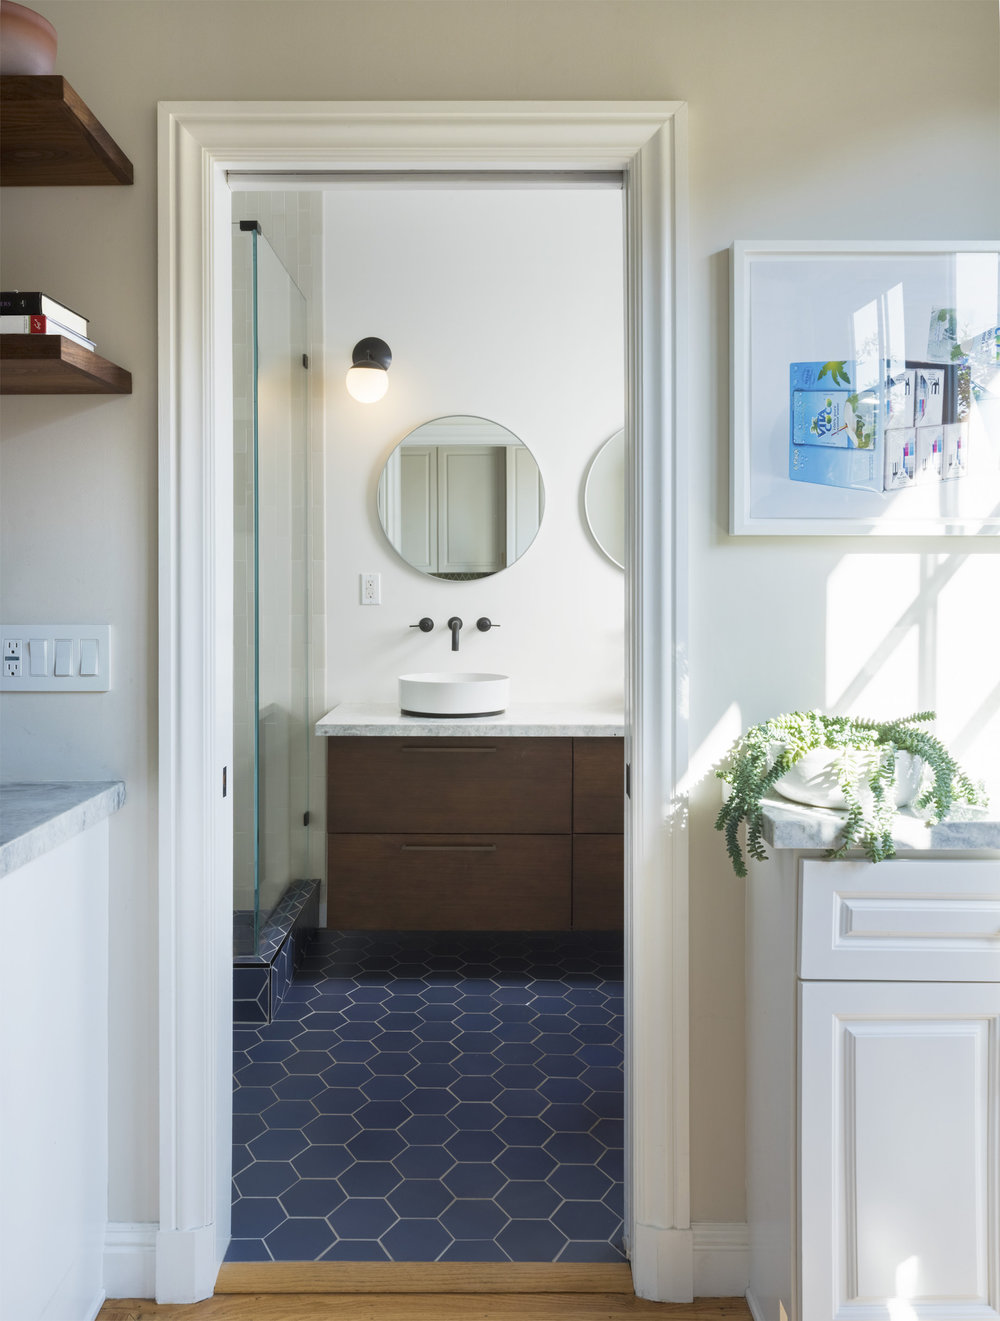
321,187 -> 625,707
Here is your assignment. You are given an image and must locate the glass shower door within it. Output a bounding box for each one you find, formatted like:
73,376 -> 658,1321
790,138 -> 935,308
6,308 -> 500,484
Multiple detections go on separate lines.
233,223 -> 310,956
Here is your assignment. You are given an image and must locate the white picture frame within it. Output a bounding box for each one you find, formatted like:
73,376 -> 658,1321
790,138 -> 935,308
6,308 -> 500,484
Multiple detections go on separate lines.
730,240 -> 1000,535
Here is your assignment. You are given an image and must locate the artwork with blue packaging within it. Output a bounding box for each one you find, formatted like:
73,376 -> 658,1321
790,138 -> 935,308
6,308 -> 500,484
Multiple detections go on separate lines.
789,355 -> 971,495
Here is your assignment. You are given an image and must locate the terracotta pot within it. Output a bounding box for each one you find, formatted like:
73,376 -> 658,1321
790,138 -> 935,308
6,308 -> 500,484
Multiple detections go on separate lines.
0,1 -> 57,75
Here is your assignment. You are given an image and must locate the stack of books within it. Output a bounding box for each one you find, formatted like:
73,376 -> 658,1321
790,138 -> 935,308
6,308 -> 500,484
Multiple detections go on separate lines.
0,291 -> 96,352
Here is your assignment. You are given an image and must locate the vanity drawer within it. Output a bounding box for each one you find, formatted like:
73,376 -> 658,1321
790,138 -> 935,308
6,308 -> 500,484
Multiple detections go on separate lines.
573,737 -> 624,833
327,834 -> 571,929
327,737 -> 572,834
799,859 -> 1000,982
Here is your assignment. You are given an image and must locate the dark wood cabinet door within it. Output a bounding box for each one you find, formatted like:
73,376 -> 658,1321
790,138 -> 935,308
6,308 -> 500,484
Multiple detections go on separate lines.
572,834 -> 624,930
573,738 -> 624,834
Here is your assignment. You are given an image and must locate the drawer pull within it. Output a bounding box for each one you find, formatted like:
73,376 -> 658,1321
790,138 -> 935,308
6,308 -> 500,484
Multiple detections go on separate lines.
401,843 -> 497,852
400,746 -> 497,753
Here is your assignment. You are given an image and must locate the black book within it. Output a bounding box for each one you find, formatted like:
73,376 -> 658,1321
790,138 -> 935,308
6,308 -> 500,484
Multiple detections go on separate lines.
0,291 -> 88,336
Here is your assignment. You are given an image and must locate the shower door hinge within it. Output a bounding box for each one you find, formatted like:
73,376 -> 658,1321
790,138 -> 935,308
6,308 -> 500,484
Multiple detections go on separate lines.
625,762 -> 631,799
303,810 -> 311,826
222,766 -> 228,797
302,353 -> 309,369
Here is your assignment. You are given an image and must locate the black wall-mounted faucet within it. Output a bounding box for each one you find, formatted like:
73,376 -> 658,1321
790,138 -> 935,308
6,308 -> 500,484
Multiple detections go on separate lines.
448,616 -> 463,651
409,617 -> 434,632
476,617 -> 501,633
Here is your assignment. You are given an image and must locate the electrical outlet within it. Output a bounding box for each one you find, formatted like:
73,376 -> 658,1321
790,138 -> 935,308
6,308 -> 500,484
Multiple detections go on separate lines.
4,638 -> 21,659
361,572 -> 381,606
4,657 -> 21,678
0,623 -> 109,691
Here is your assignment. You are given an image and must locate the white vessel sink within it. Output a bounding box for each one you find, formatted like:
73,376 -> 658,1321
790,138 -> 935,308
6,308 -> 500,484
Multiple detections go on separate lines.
398,672 -> 509,717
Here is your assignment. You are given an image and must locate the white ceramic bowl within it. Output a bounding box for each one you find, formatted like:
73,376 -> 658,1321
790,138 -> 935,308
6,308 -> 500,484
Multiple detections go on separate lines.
398,672 -> 509,717
773,747 -> 924,810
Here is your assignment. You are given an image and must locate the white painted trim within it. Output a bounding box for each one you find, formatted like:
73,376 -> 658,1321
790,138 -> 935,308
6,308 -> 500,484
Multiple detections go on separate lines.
158,100 -> 689,1304
745,1286 -> 767,1321
692,1222 -> 750,1297
83,1289 -> 106,1321
104,1223 -> 157,1301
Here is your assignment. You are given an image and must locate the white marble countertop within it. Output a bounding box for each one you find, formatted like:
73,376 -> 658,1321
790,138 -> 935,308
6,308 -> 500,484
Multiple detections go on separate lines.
0,781 -> 126,878
316,701 -> 625,737
760,795 -> 1000,853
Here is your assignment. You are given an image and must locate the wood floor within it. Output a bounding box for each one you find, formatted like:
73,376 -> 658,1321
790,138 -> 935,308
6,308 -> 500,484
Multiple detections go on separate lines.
99,1298 -> 750,1321
98,1262 -> 751,1319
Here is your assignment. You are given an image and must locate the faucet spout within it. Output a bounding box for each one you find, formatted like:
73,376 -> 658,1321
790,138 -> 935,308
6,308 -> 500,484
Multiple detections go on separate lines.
447,616 -> 463,651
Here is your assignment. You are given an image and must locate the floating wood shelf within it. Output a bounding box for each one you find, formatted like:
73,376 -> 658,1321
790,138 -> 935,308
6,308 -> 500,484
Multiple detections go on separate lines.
1,75 -> 133,186
1,335 -> 132,394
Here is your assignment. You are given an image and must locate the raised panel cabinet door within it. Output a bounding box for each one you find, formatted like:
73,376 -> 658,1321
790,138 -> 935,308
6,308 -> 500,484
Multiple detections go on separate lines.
799,980 -> 1000,1321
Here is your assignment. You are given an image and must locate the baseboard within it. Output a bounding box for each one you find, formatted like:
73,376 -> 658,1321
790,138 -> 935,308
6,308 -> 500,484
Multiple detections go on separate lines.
82,1287 -> 106,1321
692,1222 -> 749,1296
104,1223 -> 157,1300
155,1224 -> 218,1304
745,1286 -> 765,1321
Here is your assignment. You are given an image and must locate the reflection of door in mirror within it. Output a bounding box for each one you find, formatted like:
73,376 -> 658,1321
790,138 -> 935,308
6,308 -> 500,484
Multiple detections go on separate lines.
377,415 -> 544,579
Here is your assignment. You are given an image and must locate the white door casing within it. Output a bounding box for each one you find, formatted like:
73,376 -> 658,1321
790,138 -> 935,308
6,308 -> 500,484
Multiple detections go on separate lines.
157,102 -> 689,1303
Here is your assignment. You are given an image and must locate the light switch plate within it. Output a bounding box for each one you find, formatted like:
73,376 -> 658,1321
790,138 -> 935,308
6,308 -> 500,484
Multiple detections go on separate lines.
0,624 -> 110,692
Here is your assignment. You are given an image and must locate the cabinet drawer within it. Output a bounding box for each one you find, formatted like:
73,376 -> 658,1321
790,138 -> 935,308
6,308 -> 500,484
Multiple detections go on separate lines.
572,738 -> 624,834
327,737 -> 571,834
799,859 -> 1000,982
572,835 -> 624,930
327,834 -> 571,930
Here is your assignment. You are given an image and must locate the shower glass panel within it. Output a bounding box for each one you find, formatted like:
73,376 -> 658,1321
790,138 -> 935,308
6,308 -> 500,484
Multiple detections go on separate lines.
233,223 -> 310,956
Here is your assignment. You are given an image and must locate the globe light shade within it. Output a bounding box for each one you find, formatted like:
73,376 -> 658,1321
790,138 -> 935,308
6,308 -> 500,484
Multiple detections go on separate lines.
346,337 -> 392,403
346,364 -> 390,403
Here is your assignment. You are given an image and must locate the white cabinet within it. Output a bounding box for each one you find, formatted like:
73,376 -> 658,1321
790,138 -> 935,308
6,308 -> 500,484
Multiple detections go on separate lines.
799,979 -> 1000,1321
747,855 -> 1000,1321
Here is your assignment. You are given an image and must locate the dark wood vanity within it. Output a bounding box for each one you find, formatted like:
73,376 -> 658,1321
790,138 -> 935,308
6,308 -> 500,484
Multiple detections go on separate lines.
325,735 -> 623,930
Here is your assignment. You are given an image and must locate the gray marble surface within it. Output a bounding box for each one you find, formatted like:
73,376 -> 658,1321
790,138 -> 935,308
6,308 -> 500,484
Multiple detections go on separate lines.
760,795 -> 1000,853
316,701 -> 625,738
0,781 -> 126,877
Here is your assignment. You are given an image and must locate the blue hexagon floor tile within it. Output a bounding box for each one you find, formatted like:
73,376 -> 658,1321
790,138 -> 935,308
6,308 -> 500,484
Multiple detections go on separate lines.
226,929 -> 624,1263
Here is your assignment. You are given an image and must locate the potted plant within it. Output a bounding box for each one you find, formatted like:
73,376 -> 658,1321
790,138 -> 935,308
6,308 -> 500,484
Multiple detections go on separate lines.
715,709 -> 987,878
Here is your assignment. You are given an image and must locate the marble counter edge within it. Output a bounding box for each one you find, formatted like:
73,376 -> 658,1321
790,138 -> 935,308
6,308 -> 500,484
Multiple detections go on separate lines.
759,796 -> 1000,853
316,702 -> 625,737
0,780 -> 127,878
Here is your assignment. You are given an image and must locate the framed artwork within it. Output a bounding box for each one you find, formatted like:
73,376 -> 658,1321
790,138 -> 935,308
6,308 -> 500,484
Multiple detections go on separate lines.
731,240 -> 1000,534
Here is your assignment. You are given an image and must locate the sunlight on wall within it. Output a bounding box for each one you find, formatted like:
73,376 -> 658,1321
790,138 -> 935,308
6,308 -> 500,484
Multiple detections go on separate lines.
825,555 -> 921,715
825,554 -> 1000,799
680,701 -> 743,800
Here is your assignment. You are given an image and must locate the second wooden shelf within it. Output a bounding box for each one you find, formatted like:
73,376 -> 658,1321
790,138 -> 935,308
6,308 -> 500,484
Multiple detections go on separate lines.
1,335 -> 132,394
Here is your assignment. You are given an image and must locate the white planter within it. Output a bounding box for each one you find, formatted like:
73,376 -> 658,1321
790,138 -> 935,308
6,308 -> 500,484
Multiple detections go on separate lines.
773,746 -> 924,810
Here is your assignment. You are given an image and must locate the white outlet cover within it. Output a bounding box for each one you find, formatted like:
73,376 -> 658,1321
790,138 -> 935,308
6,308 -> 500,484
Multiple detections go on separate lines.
0,624 -> 109,692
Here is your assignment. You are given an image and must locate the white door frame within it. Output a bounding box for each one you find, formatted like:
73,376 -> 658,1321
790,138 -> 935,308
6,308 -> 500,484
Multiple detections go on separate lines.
156,101 -> 690,1303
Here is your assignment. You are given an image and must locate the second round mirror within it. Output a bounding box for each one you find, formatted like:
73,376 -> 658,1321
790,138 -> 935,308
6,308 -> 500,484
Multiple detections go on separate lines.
377,415 -> 545,579
584,428 -> 624,569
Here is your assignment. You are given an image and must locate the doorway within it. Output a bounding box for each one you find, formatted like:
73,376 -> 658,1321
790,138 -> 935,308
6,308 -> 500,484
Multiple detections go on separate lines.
157,100 -> 690,1304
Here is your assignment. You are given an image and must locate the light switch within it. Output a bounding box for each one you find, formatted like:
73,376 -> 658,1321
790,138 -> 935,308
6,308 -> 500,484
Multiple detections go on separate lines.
54,638 -> 73,676
79,638 -> 99,677
29,638 -> 48,676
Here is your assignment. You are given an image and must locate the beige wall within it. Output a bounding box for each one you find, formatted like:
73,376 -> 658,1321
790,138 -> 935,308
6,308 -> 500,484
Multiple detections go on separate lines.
1,0 -> 997,1233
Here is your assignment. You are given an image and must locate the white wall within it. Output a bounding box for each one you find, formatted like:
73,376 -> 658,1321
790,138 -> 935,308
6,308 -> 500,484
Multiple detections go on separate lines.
321,187 -> 625,709
0,0 -> 996,1242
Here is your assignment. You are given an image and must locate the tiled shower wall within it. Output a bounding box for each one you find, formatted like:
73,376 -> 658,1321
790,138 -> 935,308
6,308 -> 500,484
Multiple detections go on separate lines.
231,191 -> 328,911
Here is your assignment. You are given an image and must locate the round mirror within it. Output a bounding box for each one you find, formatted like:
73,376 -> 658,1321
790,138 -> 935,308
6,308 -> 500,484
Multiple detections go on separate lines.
377,415 -> 545,580
584,428 -> 624,569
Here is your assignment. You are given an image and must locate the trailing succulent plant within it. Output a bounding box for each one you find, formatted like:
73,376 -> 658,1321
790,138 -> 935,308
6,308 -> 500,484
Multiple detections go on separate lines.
715,710 -> 987,878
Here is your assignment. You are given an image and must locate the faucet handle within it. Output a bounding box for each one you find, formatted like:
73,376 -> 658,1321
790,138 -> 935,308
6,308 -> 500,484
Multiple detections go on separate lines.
476,617 -> 501,632
409,617 -> 434,632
